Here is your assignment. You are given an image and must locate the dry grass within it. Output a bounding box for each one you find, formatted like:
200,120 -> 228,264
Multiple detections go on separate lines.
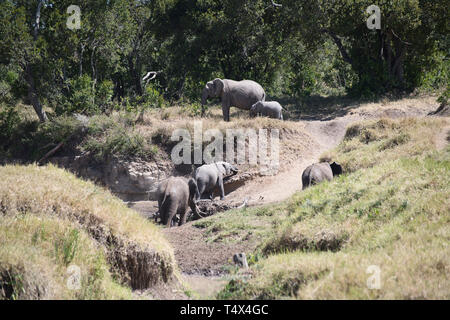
217,117 -> 450,299
138,104 -> 301,143
321,117 -> 448,172
0,164 -> 177,299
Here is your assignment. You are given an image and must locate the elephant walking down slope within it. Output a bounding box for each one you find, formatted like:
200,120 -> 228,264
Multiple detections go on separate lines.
194,161 -> 238,200
156,177 -> 199,227
201,78 -> 266,121
302,162 -> 343,189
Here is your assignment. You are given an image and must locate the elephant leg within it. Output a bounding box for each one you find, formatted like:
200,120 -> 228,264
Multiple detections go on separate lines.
222,104 -> 230,122
218,176 -> 225,200
164,201 -> 178,228
196,180 -> 206,200
179,208 -> 188,226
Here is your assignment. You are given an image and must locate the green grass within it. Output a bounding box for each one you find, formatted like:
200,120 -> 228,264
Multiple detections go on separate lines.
0,164 -> 177,299
203,117 -> 450,299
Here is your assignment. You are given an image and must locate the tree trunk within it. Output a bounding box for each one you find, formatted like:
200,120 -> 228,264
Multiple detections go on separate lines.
25,0 -> 48,122
382,30 -> 406,88
325,30 -> 354,68
25,64 -> 48,123
128,55 -> 143,96
383,31 -> 393,76
91,46 -> 97,90
79,44 -> 85,76
392,37 -> 405,86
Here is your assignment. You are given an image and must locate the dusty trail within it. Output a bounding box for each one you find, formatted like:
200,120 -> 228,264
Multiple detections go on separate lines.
227,117 -> 354,205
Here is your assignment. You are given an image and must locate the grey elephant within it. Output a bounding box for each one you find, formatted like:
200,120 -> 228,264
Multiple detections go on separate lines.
250,101 -> 283,120
201,78 -> 266,121
194,161 -> 238,200
156,177 -> 199,227
302,162 -> 342,189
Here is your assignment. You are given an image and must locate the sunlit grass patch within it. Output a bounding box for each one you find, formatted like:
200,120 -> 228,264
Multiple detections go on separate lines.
217,117 -> 450,299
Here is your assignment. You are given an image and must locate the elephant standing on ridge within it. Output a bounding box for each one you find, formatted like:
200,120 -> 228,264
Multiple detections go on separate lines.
302,162 -> 343,189
194,162 -> 238,200
201,78 -> 266,121
156,177 -> 199,227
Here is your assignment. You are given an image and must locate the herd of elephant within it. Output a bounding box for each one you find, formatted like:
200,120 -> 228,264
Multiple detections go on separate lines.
153,77 -> 343,227
155,160 -> 342,228
201,78 -> 284,121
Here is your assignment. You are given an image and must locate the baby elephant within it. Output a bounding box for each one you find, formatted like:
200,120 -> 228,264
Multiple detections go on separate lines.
302,162 -> 342,189
156,177 -> 199,227
250,101 -> 283,120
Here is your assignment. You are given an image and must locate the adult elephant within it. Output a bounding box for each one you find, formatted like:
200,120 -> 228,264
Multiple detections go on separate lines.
156,177 -> 200,227
201,78 -> 266,121
194,161 -> 238,200
302,162 -> 343,189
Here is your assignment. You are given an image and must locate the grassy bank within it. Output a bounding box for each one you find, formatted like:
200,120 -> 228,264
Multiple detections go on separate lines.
0,165 -> 176,299
0,103 -> 301,164
193,117 -> 449,299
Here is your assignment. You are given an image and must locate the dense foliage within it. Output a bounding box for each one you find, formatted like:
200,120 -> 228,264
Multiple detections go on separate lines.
0,0 -> 448,121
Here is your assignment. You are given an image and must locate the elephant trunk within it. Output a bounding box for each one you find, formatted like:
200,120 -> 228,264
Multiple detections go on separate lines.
201,87 -> 208,105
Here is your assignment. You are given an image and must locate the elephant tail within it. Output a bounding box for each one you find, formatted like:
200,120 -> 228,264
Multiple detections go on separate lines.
160,193 -> 178,227
261,91 -> 266,102
301,171 -> 311,190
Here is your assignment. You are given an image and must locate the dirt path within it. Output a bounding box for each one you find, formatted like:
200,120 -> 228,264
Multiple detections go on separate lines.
227,117 -> 354,205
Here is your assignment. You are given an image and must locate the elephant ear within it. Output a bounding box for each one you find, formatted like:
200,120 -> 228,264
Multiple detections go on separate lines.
216,162 -> 227,175
330,162 -> 343,176
221,163 -> 231,175
213,78 -> 224,96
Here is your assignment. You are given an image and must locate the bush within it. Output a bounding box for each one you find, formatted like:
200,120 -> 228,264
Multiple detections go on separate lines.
56,76 -> 115,116
78,113 -> 158,161
82,125 -> 157,161
95,80 -> 114,112
63,75 -> 97,115
0,105 -> 21,149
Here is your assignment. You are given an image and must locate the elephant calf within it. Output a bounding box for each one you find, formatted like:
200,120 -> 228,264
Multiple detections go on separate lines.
302,162 -> 342,189
250,101 -> 283,120
194,161 -> 238,200
156,177 -> 199,227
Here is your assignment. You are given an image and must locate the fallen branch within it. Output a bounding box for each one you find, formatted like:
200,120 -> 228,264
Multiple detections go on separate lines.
38,141 -> 64,164
236,197 -> 249,209
270,0 -> 282,8
142,70 -> 161,88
